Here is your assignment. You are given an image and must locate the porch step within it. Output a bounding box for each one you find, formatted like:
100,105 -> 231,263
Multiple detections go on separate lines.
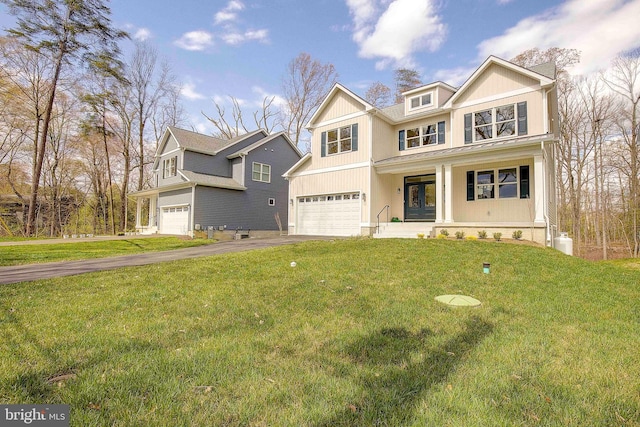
374,222 -> 434,239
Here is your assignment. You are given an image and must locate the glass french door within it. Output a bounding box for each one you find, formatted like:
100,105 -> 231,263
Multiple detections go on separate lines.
404,175 -> 436,221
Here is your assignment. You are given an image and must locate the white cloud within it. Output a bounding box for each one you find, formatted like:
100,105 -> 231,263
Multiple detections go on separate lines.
221,29 -> 269,45
214,0 -> 245,24
346,0 -> 447,69
133,28 -> 152,41
174,31 -> 214,51
251,86 -> 287,109
433,65 -> 476,87
180,82 -> 206,100
476,0 -> 640,75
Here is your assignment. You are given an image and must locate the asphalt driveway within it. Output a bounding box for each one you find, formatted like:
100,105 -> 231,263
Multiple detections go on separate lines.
0,236 -> 327,285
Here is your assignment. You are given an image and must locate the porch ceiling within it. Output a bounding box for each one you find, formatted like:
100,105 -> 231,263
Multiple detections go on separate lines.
374,134 -> 556,174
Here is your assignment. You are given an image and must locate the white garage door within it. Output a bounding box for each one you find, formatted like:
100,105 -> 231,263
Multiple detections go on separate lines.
297,193 -> 361,236
160,206 -> 189,235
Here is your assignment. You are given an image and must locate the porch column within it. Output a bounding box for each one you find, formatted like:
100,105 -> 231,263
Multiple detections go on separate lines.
149,196 -> 157,227
444,163 -> 453,223
435,165 -> 443,223
534,155 -> 545,224
135,198 -> 142,228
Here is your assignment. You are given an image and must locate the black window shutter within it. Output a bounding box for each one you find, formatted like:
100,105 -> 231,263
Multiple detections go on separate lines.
351,124 -> 358,152
520,165 -> 530,198
437,121 -> 445,144
321,131 -> 326,157
517,102 -> 528,136
466,171 -> 475,201
399,130 -> 405,151
464,113 -> 472,144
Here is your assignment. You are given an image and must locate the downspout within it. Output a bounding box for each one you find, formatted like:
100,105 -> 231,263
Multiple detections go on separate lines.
191,184 -> 196,238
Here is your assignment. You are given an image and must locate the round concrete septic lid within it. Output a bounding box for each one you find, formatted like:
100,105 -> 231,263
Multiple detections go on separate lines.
435,294 -> 481,307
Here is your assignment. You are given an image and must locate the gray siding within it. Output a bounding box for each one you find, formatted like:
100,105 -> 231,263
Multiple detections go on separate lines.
157,136 -> 184,187
158,187 -> 191,207
193,135 -> 300,230
183,150 -> 221,175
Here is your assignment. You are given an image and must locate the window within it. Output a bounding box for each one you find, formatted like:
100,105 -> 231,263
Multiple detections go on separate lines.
163,156 -> 177,178
409,93 -> 433,109
464,102 -> 527,144
466,166 -> 529,201
399,121 -> 445,150
327,126 -> 351,154
321,124 -> 358,156
252,162 -> 271,183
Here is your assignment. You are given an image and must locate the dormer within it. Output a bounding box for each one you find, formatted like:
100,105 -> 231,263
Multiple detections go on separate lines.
403,82 -> 456,117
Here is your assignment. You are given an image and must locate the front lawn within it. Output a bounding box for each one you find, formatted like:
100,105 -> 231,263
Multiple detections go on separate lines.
0,237 -> 214,266
0,239 -> 638,426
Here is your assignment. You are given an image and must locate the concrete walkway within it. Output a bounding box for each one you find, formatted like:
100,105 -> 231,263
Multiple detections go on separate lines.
0,236 -> 327,285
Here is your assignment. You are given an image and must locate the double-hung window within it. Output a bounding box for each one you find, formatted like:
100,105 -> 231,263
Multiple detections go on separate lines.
163,156 -> 177,178
464,102 -> 527,144
321,124 -> 358,157
252,162 -> 271,183
399,121 -> 445,150
466,166 -> 529,201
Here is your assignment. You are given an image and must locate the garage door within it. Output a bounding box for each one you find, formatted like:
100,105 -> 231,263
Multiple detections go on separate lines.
160,206 -> 189,235
297,193 -> 361,236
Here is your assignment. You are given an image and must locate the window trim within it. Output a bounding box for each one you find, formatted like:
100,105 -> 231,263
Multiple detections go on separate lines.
464,102 -> 527,144
252,162 -> 271,183
326,125 -> 352,156
408,91 -> 434,111
162,156 -> 177,178
399,121 -> 445,150
467,166 -> 526,201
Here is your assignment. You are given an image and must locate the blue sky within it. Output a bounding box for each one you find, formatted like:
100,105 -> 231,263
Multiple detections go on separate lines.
3,0 -> 640,134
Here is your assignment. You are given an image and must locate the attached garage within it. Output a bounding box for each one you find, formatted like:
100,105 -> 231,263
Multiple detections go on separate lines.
160,205 -> 190,235
296,192 -> 361,236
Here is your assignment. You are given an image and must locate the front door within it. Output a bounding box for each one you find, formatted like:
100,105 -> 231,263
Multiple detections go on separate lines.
404,175 -> 436,221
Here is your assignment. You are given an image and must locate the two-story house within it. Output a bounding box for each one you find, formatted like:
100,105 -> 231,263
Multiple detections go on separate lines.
132,127 -> 302,237
284,56 -> 558,245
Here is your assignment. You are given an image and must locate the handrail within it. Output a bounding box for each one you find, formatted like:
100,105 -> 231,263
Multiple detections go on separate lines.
376,205 -> 390,234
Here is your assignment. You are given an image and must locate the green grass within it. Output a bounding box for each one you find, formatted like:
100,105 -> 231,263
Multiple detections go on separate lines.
0,237 -> 214,266
0,239 -> 639,426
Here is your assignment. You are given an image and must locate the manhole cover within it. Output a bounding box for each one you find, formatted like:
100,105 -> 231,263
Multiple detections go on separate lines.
435,294 -> 481,307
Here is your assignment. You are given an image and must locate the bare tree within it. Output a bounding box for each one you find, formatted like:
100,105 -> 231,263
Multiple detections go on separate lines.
281,52 -> 337,148
365,81 -> 392,108
602,50 -> 640,257
202,95 -> 280,139
394,68 -> 422,103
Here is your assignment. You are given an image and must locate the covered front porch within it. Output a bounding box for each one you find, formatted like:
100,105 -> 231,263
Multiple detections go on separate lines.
129,188 -> 159,235
371,138 -> 552,244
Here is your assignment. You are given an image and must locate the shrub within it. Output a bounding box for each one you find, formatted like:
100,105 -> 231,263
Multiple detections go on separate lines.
439,229 -> 449,237
436,234 -> 448,239
455,231 -> 465,240
512,230 -> 523,240
477,230 -> 487,239
466,235 -> 478,241
493,232 -> 502,241
417,233 -> 425,239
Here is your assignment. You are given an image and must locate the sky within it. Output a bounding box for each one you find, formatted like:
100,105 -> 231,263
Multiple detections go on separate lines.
2,0 -> 640,135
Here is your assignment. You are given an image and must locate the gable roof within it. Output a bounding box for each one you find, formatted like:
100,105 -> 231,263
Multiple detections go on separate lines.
226,131 -> 303,159
527,61 -> 557,80
307,83 -> 376,129
282,152 -> 311,178
444,56 -> 555,108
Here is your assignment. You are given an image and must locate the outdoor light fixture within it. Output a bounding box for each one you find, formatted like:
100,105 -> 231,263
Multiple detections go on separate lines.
362,193 -> 366,201
289,199 -> 293,205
